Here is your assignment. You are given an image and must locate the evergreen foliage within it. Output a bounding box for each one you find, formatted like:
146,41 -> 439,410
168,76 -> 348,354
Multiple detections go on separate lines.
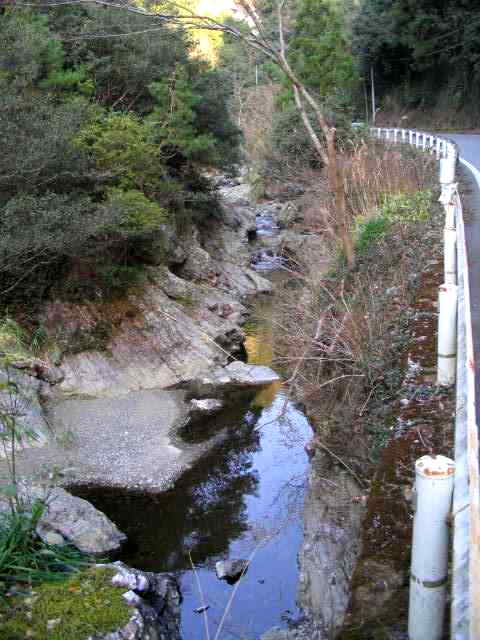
353,0 -> 480,121
0,6 -> 240,307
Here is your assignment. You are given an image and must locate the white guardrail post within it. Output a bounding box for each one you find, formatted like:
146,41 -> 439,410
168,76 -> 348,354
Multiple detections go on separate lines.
369,126 -> 460,639
408,456 -> 455,640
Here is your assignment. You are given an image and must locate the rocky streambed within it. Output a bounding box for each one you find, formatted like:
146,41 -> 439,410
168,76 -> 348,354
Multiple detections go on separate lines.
0,175 -> 374,639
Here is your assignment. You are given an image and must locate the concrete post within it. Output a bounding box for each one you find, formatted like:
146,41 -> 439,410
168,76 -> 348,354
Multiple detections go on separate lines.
437,283 -> 458,385
440,158 -> 455,184
444,228 -> 457,285
408,455 -> 455,640
394,129 -> 398,143
444,200 -> 456,230
409,130 -> 414,145
402,130 -> 407,143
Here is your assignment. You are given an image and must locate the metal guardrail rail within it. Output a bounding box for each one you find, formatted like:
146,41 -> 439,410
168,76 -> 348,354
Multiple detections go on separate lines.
371,127 -> 478,639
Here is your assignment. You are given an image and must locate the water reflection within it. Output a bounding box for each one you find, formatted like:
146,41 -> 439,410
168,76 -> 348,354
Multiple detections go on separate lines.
72,412 -> 262,572
72,280 -> 315,639
180,390 -> 311,640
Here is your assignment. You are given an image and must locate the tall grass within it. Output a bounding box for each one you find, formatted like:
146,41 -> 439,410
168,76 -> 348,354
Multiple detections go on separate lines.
0,503 -> 91,595
273,141 -> 439,462
343,141 -> 436,222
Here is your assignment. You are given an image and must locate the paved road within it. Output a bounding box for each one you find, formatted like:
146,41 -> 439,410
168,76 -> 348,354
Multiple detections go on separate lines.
449,134 -> 480,423
450,134 -> 480,168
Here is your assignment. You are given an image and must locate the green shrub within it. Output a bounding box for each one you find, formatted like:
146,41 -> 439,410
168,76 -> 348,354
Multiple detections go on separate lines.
355,216 -> 391,254
103,189 -> 168,238
380,190 -> 433,223
355,190 -> 433,255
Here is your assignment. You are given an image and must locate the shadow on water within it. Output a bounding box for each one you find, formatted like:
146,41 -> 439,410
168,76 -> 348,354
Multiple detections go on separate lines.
73,409 -> 262,573
71,293 -> 313,640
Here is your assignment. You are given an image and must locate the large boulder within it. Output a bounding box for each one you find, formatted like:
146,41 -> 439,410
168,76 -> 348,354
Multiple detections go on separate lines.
34,487 -> 126,555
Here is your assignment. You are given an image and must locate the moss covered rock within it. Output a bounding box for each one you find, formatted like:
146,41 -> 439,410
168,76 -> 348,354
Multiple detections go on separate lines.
0,563 -> 181,640
0,567 -> 131,639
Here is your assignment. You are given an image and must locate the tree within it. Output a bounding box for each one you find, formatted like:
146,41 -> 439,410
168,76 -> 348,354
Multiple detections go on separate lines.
0,4 -> 241,303
352,0 -> 480,115
289,0 -> 357,111
12,0 -> 356,266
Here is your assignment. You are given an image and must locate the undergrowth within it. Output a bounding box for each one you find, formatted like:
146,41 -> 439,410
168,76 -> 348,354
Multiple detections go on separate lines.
273,141 -> 440,475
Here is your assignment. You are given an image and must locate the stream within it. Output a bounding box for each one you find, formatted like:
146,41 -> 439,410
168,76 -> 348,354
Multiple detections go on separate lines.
74,205 -> 316,639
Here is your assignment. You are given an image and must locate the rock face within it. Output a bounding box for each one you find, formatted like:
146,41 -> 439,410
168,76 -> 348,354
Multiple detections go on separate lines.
0,176 -> 276,493
33,487 -> 126,555
261,457 -> 365,640
38,182 -> 271,399
93,562 -> 181,640
46,276 -> 246,398
293,463 -> 364,637
0,368 -> 51,454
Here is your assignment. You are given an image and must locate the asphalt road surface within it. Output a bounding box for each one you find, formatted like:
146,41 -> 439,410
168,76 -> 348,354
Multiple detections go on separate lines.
449,134 -> 480,421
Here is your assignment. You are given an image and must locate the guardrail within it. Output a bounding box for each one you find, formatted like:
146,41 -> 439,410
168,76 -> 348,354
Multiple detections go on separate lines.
371,127 -> 478,640
372,127 -> 457,161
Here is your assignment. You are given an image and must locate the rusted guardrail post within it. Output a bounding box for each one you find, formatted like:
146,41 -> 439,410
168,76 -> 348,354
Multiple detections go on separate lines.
408,455 -> 455,640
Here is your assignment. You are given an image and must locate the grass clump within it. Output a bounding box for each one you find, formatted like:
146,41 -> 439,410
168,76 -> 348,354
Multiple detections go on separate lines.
0,504 -> 91,593
355,216 -> 391,255
0,566 -> 131,640
0,319 -> 28,364
355,189 -> 434,255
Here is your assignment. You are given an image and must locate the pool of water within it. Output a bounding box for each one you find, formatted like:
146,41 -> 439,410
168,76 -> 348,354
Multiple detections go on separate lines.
73,303 -> 313,640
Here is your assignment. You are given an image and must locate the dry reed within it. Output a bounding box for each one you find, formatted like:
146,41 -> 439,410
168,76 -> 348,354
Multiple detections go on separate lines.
273,140 -> 439,459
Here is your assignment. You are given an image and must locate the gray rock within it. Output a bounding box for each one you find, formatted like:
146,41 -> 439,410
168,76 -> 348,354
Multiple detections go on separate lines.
224,361 -> 280,386
190,362 -> 280,399
218,183 -> 252,206
34,487 -> 126,555
41,530 -> 66,546
277,202 -> 302,229
215,559 -> 249,583
11,360 -> 64,385
91,562 -> 181,640
0,367 -> 50,452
